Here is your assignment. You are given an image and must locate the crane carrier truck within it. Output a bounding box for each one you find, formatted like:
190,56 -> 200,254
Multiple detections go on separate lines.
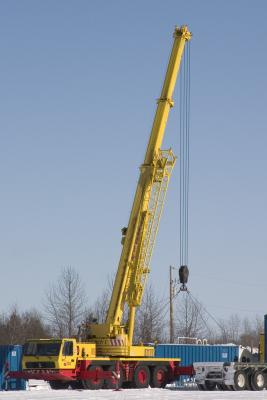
9,26 -> 193,390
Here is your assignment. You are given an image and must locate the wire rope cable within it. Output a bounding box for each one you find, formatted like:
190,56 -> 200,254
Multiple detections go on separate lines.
179,41 -> 191,268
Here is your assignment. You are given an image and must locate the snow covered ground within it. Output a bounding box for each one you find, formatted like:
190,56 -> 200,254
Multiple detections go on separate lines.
0,388 -> 267,400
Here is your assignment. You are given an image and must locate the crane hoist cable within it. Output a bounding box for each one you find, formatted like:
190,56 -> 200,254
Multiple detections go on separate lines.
179,40 -> 191,276
187,290 -> 227,334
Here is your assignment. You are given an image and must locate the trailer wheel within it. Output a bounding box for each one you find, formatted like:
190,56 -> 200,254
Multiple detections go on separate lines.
82,365 -> 104,390
251,370 -> 267,391
234,370 -> 248,390
205,381 -> 216,390
197,384 -> 206,390
150,366 -> 167,388
104,365 -> 123,389
217,383 -> 225,390
133,365 -> 150,388
226,385 -> 236,391
49,380 -> 70,389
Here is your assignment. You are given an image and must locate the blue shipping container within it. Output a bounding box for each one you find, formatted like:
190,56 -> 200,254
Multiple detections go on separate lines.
0,345 -> 26,391
155,344 -> 239,366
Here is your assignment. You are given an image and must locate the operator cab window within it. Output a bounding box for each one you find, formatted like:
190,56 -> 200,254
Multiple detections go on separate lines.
62,341 -> 73,356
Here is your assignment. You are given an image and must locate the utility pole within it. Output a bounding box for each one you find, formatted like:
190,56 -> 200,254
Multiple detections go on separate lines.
169,266 -> 174,343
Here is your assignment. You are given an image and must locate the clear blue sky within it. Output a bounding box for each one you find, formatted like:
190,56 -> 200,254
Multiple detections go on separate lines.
1,1 -> 267,322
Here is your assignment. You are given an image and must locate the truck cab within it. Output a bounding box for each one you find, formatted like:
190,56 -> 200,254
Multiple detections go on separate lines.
22,339 -> 96,376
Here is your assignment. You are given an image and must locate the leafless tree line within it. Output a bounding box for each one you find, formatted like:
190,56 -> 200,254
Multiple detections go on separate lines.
0,307 -> 50,345
0,266 -> 264,349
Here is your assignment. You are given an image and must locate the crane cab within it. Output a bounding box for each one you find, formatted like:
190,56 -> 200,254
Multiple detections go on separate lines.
22,339 -> 96,371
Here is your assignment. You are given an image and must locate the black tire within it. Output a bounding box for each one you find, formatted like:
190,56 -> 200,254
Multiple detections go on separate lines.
217,383 -> 225,390
82,365 -> 104,390
122,381 -> 132,388
234,370 -> 249,390
251,370 -> 267,391
205,381 -> 216,390
219,383 -> 231,390
150,365 -> 168,388
132,365 -> 150,388
226,385 -> 236,391
70,380 -> 83,389
49,380 -> 70,390
104,365 -> 123,389
197,383 -> 206,390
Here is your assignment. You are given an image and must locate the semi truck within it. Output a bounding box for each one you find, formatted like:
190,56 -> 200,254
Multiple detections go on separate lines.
9,26 -> 193,389
194,359 -> 267,391
194,332 -> 266,391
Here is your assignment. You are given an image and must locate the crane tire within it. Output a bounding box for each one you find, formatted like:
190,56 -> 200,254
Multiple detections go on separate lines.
82,365 -> 104,390
70,380 -> 83,389
104,365 -> 123,389
132,365 -> 150,388
49,380 -> 70,389
150,365 -> 168,388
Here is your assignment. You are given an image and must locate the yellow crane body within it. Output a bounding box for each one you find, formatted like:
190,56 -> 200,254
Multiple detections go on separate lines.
87,26 -> 191,356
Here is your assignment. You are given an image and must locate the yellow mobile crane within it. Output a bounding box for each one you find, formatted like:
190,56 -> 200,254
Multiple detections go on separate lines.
10,26 -> 192,390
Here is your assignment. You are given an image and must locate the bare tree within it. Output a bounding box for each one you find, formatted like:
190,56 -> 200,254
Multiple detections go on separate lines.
89,274 -> 114,324
240,316 -> 263,349
215,313 -> 242,344
21,309 -> 51,341
211,314 -> 264,348
174,293 -> 208,341
1,306 -> 22,344
134,284 -> 166,344
44,266 -> 85,337
0,306 -> 50,345
93,289 -> 111,324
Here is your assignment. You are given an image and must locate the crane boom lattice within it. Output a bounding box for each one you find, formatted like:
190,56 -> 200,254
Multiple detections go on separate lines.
129,149 -> 176,306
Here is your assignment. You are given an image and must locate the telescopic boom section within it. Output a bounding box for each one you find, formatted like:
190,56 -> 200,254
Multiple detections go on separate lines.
88,26 -> 191,353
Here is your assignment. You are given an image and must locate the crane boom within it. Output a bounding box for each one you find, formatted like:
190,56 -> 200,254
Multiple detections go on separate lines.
88,26 -> 191,356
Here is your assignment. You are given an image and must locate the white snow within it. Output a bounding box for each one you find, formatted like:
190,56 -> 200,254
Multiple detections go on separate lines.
0,388 -> 267,399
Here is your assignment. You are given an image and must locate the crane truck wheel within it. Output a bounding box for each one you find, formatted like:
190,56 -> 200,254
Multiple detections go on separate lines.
132,365 -> 150,388
150,365 -> 167,388
70,380 -> 83,389
82,365 -> 104,390
234,370 -> 249,390
49,380 -> 70,390
104,365 -> 123,389
251,370 -> 267,391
